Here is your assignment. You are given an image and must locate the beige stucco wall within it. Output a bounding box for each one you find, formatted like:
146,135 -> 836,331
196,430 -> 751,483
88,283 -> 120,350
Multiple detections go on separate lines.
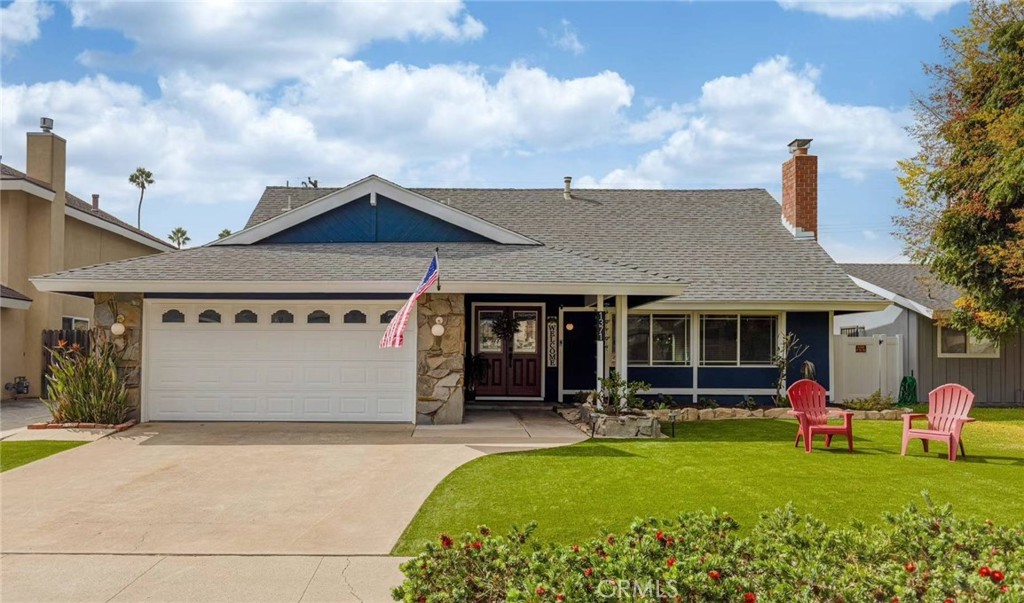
1,183 -> 163,399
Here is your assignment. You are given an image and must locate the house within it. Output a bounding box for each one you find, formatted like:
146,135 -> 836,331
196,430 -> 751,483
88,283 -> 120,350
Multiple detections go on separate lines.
1,120 -> 174,399
838,263 -> 1024,406
29,138 -> 885,424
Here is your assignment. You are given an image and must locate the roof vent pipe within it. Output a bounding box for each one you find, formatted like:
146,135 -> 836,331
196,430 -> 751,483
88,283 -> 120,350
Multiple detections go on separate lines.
283,194 -> 292,212
563,176 -> 572,200
40,117 -> 54,133
91,194 -> 100,210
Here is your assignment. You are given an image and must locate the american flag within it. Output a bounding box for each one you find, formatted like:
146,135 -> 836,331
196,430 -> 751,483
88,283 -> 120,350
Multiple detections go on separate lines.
379,252 -> 440,348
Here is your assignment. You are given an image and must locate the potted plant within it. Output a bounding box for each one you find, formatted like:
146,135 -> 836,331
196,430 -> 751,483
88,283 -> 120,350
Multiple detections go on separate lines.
464,352 -> 489,401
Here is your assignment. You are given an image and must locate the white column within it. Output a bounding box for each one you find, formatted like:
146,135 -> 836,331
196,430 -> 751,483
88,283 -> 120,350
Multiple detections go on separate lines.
615,295 -> 627,382
596,294 -> 604,391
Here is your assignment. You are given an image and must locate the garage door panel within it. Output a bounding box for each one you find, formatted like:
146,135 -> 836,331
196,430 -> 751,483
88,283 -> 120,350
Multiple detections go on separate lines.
146,301 -> 414,422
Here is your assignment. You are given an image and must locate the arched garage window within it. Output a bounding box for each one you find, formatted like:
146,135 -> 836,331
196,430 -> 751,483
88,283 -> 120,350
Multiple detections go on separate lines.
198,309 -> 221,323
271,310 -> 294,324
380,310 -> 397,324
235,309 -> 258,324
344,310 -> 367,324
161,309 -> 185,323
307,310 -> 330,324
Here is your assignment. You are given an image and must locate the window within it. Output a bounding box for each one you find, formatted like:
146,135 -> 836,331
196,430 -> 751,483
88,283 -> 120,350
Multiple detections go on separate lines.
343,310 -> 367,324
61,316 -> 90,330
627,315 -> 690,366
380,310 -> 397,324
198,309 -> 221,323
161,309 -> 185,323
271,310 -> 294,324
938,326 -> 999,358
700,314 -> 777,366
307,310 -> 330,324
234,309 -> 258,324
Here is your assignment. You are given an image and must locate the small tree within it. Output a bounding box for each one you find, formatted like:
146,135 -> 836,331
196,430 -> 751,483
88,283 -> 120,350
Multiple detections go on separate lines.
218,228 -> 232,239
128,167 -> 154,229
773,332 -> 809,407
168,227 -> 190,249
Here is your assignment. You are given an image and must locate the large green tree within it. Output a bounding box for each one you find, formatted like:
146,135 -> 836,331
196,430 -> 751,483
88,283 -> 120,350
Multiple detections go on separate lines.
895,0 -> 1024,340
168,227 -> 190,250
129,167 -> 154,229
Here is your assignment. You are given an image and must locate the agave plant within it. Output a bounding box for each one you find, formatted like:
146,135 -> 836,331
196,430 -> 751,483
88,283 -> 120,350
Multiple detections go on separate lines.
44,329 -> 135,424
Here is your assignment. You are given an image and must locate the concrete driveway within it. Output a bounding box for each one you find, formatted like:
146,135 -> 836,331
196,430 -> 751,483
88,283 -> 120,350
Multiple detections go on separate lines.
1,410 -> 584,556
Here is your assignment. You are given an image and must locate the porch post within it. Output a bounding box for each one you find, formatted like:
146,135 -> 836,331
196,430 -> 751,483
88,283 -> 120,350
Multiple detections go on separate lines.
596,294 -> 605,391
615,294 -> 627,382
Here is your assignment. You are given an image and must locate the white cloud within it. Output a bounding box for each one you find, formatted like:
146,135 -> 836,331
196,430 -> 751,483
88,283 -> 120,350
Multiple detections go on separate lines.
862,229 -> 880,240
68,0 -> 486,89
581,56 -> 914,189
778,0 -> 964,19
0,0 -> 53,58
540,19 -> 586,55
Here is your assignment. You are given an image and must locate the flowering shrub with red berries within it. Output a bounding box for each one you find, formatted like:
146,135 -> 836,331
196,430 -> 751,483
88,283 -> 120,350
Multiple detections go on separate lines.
393,497 -> 1023,602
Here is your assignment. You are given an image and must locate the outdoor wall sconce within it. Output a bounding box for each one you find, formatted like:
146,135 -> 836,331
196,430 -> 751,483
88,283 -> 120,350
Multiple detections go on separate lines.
110,315 -> 127,336
430,316 -> 445,337
565,322 -> 574,331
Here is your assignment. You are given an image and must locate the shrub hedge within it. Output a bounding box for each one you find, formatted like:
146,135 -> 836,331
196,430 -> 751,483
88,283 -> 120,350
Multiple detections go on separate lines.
393,497 -> 1022,602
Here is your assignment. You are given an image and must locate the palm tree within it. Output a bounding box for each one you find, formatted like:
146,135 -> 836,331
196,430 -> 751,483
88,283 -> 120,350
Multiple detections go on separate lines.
218,229 -> 232,239
129,167 -> 154,228
168,227 -> 190,249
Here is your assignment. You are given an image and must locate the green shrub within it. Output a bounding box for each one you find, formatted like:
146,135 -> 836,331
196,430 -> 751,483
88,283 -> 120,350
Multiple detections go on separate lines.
844,389 -> 896,411
44,330 -> 134,424
698,397 -> 719,410
738,396 -> 759,411
394,496 -> 1024,602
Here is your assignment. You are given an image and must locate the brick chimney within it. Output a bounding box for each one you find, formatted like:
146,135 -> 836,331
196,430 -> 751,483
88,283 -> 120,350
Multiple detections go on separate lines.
781,138 -> 817,240
92,194 -> 100,210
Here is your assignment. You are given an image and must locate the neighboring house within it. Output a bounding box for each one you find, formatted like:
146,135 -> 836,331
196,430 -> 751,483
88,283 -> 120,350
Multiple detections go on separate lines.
838,264 -> 1024,406
1,121 -> 173,399
31,139 -> 885,424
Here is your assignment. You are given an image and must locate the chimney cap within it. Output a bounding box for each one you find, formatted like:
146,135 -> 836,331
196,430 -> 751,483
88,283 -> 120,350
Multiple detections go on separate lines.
788,138 -> 813,154
40,117 -> 54,133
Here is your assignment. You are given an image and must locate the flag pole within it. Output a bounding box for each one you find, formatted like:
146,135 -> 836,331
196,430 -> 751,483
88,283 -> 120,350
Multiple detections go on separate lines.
435,247 -> 441,291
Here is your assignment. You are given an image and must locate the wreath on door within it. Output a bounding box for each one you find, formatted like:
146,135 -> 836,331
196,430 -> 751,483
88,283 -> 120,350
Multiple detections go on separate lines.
491,311 -> 522,343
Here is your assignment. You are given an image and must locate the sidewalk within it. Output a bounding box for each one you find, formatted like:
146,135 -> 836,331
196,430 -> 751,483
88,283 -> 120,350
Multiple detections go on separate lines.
0,554 -> 406,603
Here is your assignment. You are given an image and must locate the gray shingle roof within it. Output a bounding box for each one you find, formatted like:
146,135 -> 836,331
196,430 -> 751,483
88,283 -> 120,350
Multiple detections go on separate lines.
1,284 -> 32,302
2,163 -> 173,249
843,263 -> 960,312
40,243 -> 680,286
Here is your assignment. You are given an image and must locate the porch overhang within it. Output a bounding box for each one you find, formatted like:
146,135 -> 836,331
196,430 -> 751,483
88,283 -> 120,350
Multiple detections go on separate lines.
30,278 -> 687,298
635,299 -> 891,312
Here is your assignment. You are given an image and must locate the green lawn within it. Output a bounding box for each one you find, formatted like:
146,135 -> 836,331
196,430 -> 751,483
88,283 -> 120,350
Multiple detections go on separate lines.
393,408 -> 1024,555
0,440 -> 87,472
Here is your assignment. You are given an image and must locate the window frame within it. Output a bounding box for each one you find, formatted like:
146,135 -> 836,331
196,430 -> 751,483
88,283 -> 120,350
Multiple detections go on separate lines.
626,313 -> 691,367
936,325 -> 999,359
306,310 -> 331,324
699,313 -> 779,367
61,316 -> 91,330
160,309 -> 186,323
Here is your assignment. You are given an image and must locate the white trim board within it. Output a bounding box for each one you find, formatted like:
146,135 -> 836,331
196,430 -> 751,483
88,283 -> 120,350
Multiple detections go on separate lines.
0,297 -> 32,310
214,175 -> 539,246
847,276 -> 934,318
65,205 -> 174,252
1,179 -> 56,200
638,299 -> 890,312
31,278 -> 685,297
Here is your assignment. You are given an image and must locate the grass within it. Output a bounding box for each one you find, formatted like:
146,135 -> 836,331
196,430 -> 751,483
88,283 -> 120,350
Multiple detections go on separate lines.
393,408 -> 1024,555
0,440 -> 87,472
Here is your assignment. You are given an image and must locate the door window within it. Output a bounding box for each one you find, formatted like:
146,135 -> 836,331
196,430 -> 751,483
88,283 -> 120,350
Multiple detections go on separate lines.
513,310 -> 538,353
477,310 -> 504,353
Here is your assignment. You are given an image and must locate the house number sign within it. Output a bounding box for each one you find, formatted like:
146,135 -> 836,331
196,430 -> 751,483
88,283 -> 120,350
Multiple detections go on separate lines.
855,344 -> 867,353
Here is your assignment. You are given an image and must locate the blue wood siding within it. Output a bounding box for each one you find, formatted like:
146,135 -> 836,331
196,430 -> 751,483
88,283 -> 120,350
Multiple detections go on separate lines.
629,367 -> 693,388
697,367 -> 777,388
260,194 -> 489,243
786,311 -> 831,390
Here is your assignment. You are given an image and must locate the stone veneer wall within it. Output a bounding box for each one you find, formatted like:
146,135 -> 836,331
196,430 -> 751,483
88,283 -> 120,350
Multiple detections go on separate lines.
94,292 -> 144,419
416,293 -> 465,424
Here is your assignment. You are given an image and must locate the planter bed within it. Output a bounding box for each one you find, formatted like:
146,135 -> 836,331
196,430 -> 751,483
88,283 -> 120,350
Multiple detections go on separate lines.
27,420 -> 136,432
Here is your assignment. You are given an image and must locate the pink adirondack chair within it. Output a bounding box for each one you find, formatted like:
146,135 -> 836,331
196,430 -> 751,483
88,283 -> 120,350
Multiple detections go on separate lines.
787,379 -> 854,453
901,384 -> 975,462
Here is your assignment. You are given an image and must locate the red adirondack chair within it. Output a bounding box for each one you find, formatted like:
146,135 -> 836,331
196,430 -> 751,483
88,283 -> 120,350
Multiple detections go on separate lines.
787,379 -> 854,453
901,384 -> 975,462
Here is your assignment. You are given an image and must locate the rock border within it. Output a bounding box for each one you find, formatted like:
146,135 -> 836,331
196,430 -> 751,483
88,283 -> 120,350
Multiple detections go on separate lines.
649,407 -> 911,422
27,420 -> 137,432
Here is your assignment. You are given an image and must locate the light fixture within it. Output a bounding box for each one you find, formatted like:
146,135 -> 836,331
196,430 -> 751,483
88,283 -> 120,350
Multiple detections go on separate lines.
431,316 -> 445,337
565,322 -> 574,332
110,315 -> 126,336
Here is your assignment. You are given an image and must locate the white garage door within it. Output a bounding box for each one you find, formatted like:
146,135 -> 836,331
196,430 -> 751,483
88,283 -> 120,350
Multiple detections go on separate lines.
144,301 -> 415,422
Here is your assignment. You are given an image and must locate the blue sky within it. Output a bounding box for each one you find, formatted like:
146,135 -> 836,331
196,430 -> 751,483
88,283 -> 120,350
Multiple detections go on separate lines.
1,0 -> 968,259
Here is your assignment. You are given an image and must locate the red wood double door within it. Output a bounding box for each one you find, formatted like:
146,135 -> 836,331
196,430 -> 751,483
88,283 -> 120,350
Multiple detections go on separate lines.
474,305 -> 543,398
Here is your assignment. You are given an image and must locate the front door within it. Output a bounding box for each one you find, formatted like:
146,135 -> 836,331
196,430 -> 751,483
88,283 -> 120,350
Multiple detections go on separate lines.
474,305 -> 543,398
